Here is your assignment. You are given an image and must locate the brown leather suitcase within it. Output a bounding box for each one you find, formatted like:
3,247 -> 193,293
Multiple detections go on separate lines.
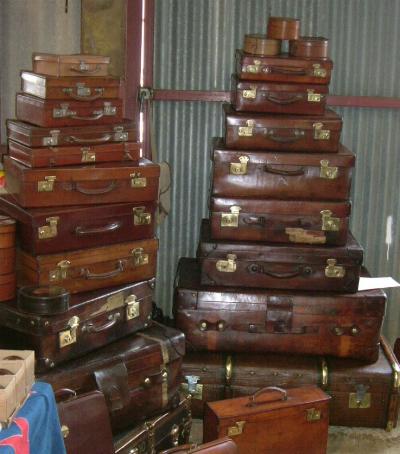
160,438 -> 238,454
16,93 -> 123,127
8,140 -> 140,168
174,258 -> 385,362
39,323 -> 185,432
198,219 -> 363,293
0,195 -> 156,255
21,71 -> 121,100
4,157 -> 159,208
0,279 -> 155,371
181,337 -> 400,430
0,216 -> 16,302
210,197 -> 350,245
32,53 -> 110,77
231,76 -> 328,115
7,119 -> 137,147
211,138 -> 355,201
203,385 -> 330,454
114,395 -> 192,453
224,105 -> 342,152
235,49 -> 333,85
17,238 -> 158,294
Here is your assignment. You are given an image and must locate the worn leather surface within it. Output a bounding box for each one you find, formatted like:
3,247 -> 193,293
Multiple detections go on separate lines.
95,362 -> 130,411
160,437 -> 238,453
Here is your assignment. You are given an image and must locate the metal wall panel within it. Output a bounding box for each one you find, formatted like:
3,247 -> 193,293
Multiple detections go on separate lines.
153,0 -> 400,344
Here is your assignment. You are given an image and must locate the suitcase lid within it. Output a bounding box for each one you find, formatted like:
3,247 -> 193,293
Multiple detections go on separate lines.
233,75 -> 329,94
16,92 -> 122,108
20,71 -> 121,88
32,53 -> 110,64
236,49 -> 333,68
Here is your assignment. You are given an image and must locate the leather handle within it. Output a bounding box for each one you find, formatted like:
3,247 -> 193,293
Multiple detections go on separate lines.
242,216 -> 266,226
54,388 -> 77,402
270,66 -> 307,75
160,446 -> 195,454
66,134 -> 112,144
248,386 -> 287,406
81,260 -> 124,280
248,263 -> 312,279
264,164 -> 305,176
74,221 -> 121,236
65,180 -> 117,195
69,64 -> 101,74
65,91 -> 103,102
264,93 -> 304,104
265,129 -> 304,143
82,313 -> 120,333
70,112 -> 104,121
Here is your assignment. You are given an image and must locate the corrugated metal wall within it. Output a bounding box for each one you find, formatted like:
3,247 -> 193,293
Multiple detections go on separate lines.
153,0 -> 400,344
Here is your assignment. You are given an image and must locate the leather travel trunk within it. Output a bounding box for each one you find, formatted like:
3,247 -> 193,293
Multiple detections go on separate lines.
8,140 -> 140,168
7,119 -> 137,147
203,385 -> 330,454
32,53 -> 110,77
160,438 -> 238,454
0,216 -> 16,302
4,157 -> 159,208
235,49 -> 333,84
231,76 -> 328,115
224,105 -> 342,152
0,195 -> 156,255
16,93 -> 123,127
114,396 -> 192,453
211,138 -> 354,201
17,238 -> 158,294
21,71 -> 121,100
39,323 -> 185,433
0,279 -> 155,372
210,197 -> 350,245
198,220 -> 363,293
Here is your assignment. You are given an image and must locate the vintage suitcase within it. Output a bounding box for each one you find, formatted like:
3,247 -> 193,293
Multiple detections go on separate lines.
0,279 -> 155,371
0,216 -> 16,302
21,71 -> 121,101
39,323 -> 185,432
243,34 -> 281,56
16,93 -> 123,127
160,438 -> 238,454
0,274 -> 17,304
174,258 -> 385,362
0,195 -> 156,255
210,197 -> 350,245
235,49 -> 333,85
6,119 -> 136,147
224,105 -> 342,152
289,37 -> 329,59
114,395 -> 192,454
8,140 -> 140,168
198,220 -> 363,293
231,76 -> 328,115
203,385 -> 330,454
211,138 -> 354,201
32,53 -> 110,77
181,337 -> 400,430
267,16 -> 300,40
4,157 -> 159,208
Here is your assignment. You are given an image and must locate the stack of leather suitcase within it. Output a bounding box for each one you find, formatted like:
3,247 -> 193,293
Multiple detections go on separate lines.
174,28 -> 400,432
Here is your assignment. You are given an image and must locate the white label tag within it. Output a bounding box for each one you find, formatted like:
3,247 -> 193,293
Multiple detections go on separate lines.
358,277 -> 400,291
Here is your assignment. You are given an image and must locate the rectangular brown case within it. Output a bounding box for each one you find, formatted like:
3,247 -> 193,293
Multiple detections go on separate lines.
17,238 -> 158,294
39,323 -> 185,432
203,385 -> 330,454
0,195 -> 156,255
235,49 -> 333,85
4,157 -> 159,208
0,279 -> 155,371
0,216 -> 16,302
32,53 -> 110,77
211,138 -> 354,201
198,220 -> 363,293
210,197 -> 351,245
159,438 -> 238,454
224,105 -> 342,152
232,75 -> 328,115
174,259 -> 385,362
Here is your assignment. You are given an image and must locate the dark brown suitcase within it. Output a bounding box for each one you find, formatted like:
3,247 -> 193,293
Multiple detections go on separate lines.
0,216 -> 16,302
0,279 -> 155,371
21,71 -> 121,101
198,219 -> 363,293
7,119 -> 137,147
16,93 -> 123,127
0,195 -> 156,255
4,156 -> 159,208
210,197 -> 350,245
235,49 -> 333,84
160,437 -> 238,454
17,238 -> 158,294
114,395 -> 192,454
181,337 -> 400,430
231,76 -> 328,115
211,138 -> 355,201
8,140 -> 140,168
39,323 -> 185,433
224,105 -> 342,152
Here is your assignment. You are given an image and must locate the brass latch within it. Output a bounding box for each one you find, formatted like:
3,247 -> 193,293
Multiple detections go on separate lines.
170,424 -> 180,447
132,248 -> 149,266
42,130 -> 60,146
221,206 -> 241,228
306,408 -> 321,422
61,425 -> 70,439
113,126 -> 128,142
53,103 -> 77,118
227,421 -> 246,437
81,147 -> 96,162
130,172 -> 147,188
321,210 -> 340,231
216,254 -> 237,273
59,316 -> 80,348
313,63 -> 327,78
325,259 -> 345,278
38,216 -> 60,240
133,207 -> 151,225
102,102 -> 117,116
230,156 -> 249,175
38,175 -> 56,192
49,260 -> 71,281
125,294 -> 140,320
245,59 -> 261,73
238,119 -> 255,137
181,375 -> 203,400
307,89 -> 321,102
349,385 -> 371,409
313,122 -> 330,140
320,160 -> 338,179
243,87 -> 257,99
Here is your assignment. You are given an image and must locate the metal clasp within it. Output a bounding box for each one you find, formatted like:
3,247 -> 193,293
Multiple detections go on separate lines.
221,206 -> 241,228
38,216 -> 59,239
113,126 -> 128,142
133,207 -> 151,225
320,160 -> 338,179
306,408 -> 321,422
307,89 -> 321,102
130,172 -> 147,188
102,102 -> 116,116
313,63 -> 327,78
79,61 -> 90,71
349,385 -> 371,409
325,259 -> 345,278
313,122 -> 330,140
42,130 -> 60,146
125,294 -> 140,320
181,376 -> 203,400
53,103 -> 76,118
49,260 -> 71,281
38,175 -> 56,192
76,83 -> 91,97
238,119 -> 255,137
230,156 -> 249,175
216,254 -> 237,273
227,421 -> 246,437
245,59 -> 261,73
321,210 -> 340,231
131,248 -> 149,266
243,87 -> 257,99
59,316 -> 80,348
81,147 -> 96,162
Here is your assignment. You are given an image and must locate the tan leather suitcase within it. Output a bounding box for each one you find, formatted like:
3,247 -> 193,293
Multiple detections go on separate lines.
32,53 -> 110,77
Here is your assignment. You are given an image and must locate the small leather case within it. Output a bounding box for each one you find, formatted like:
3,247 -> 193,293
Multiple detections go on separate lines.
18,286 -> 70,315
